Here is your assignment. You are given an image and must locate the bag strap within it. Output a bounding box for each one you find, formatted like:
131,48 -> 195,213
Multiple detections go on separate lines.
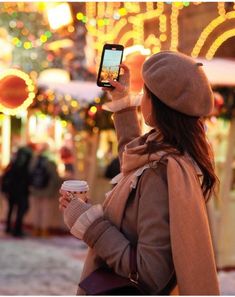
129,247 -> 139,284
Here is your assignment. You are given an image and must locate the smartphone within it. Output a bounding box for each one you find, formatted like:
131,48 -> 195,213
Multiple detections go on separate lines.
97,44 -> 124,87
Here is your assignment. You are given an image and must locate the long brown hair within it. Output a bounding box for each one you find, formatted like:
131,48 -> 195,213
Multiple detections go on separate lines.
144,85 -> 218,201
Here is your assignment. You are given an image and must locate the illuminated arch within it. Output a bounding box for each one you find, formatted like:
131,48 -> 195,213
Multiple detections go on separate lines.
191,11 -> 235,58
206,29 -> 235,60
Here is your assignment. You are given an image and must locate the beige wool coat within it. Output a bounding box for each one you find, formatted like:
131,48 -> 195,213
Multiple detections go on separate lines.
78,107 -> 220,295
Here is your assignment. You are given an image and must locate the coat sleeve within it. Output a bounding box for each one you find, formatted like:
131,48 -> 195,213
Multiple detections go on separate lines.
83,165 -> 174,293
113,107 -> 141,167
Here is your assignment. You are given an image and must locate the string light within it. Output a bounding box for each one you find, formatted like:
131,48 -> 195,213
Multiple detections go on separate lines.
145,34 -> 161,49
160,34 -> 167,42
159,14 -> 167,33
97,2 -> 105,18
206,29 -> 235,60
146,2 -> 154,11
94,97 -> 101,103
86,2 -> 96,19
217,2 -> 226,16
170,3 -> 179,51
191,11 -> 235,57
119,31 -> 135,46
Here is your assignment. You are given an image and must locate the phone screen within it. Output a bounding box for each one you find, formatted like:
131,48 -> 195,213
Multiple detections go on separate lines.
99,48 -> 123,85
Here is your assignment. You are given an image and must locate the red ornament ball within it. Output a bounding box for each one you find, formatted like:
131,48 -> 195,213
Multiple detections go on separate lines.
0,75 -> 29,108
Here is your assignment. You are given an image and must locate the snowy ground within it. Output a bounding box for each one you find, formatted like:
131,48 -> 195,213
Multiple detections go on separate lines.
0,235 -> 87,295
0,231 -> 234,295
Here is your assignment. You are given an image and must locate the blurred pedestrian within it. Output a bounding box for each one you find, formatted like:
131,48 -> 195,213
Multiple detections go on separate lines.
59,52 -> 220,295
1,146 -> 32,237
30,144 -> 61,237
60,145 -> 75,178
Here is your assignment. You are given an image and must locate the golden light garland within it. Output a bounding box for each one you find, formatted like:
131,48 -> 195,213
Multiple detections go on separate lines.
191,11 -> 235,57
86,2 -> 95,19
85,2 -> 167,56
206,28 -> 235,59
218,2 -> 226,16
146,2 -> 154,11
170,3 -> 179,51
0,69 -> 35,116
159,14 -> 167,33
119,31 -> 135,46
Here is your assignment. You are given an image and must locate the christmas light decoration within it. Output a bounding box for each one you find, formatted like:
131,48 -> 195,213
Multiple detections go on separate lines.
0,69 -> 35,115
170,3 -> 179,51
191,11 -> 235,58
218,2 -> 226,16
206,29 -> 235,60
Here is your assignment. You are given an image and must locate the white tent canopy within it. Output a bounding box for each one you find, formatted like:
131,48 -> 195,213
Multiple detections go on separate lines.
196,57 -> 235,87
38,80 -> 103,103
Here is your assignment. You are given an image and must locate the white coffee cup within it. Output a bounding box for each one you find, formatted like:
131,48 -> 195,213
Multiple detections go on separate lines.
61,180 -> 89,202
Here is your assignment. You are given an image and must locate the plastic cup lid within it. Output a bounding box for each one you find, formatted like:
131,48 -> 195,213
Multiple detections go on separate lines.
61,180 -> 89,192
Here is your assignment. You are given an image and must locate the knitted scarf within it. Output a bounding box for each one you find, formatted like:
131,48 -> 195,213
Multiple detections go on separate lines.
102,131 -> 220,295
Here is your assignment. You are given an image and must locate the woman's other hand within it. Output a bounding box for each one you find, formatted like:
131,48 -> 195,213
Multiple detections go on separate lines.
102,63 -> 130,101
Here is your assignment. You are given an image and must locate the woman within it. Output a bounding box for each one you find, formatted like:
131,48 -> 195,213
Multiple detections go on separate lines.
59,51 -> 220,295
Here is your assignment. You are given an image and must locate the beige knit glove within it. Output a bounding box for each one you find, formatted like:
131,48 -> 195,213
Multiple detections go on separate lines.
70,204 -> 104,240
63,198 -> 91,230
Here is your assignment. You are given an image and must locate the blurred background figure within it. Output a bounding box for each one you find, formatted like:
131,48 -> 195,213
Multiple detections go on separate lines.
1,146 -> 33,237
30,143 -> 61,237
60,144 -> 75,179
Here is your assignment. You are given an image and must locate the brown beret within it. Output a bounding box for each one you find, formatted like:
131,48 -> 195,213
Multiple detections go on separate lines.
142,51 -> 214,116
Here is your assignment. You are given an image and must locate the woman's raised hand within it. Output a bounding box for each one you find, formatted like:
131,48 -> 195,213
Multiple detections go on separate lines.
102,63 -> 130,101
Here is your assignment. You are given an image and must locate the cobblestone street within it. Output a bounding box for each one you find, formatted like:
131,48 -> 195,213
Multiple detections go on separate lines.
0,223 -> 235,296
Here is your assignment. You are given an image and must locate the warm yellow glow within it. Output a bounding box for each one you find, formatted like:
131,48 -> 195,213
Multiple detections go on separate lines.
119,31 -> 135,47
145,34 -> 161,49
97,2 -> 105,18
0,69 -> 35,116
54,118 -> 63,149
47,39 -> 74,51
123,45 -> 151,59
146,2 -> 154,11
28,114 -> 37,137
76,12 -> 83,21
170,3 -> 179,51
206,29 -> 235,60
71,100 -> 78,108
67,25 -> 75,33
24,41 -> 32,49
90,106 -> 97,114
86,2 -> 96,18
191,11 -> 235,57
218,2 -> 226,16
160,34 -> 167,42
61,120 -> 67,128
159,14 -> 167,33
119,7 -> 127,16
40,35 -> 47,43
2,114 -> 11,167
47,3 -> 73,30
94,97 -> 101,103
